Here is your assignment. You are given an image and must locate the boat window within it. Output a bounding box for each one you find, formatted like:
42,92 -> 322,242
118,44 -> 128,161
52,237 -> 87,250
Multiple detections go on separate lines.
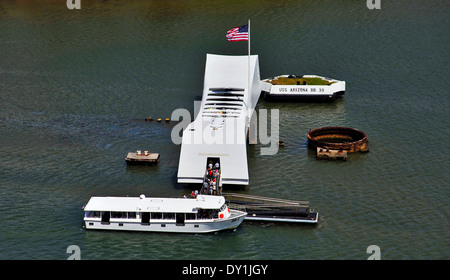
163,213 -> 175,220
197,209 -> 219,219
101,211 -> 110,225
141,212 -> 150,225
197,209 -> 207,219
185,213 -> 196,220
127,212 -> 137,219
85,211 -> 100,218
176,213 -> 185,226
151,212 -> 162,219
111,212 -> 127,219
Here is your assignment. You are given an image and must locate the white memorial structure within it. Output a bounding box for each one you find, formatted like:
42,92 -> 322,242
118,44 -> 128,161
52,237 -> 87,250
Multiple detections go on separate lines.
177,54 -> 261,185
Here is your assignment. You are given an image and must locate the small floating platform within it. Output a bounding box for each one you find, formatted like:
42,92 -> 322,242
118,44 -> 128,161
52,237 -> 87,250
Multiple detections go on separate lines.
125,150 -> 160,165
223,193 -> 318,224
316,147 -> 347,161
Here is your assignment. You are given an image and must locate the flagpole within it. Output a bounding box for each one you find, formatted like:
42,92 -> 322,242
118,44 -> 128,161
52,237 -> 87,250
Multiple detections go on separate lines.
247,19 -> 251,114
248,18 -> 251,57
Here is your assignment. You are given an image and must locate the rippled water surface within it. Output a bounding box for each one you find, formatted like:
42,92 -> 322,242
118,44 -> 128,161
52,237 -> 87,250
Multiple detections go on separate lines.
0,0 -> 448,259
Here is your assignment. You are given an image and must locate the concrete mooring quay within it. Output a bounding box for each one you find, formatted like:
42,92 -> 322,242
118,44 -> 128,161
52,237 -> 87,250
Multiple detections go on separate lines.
223,193 -> 318,224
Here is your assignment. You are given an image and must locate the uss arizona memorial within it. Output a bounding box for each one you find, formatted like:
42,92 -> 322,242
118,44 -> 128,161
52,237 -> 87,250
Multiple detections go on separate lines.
177,53 -> 267,186
176,53 -> 345,186
83,53 -> 329,233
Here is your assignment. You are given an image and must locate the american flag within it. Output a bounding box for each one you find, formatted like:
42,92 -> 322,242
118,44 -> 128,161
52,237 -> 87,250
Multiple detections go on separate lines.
226,24 -> 249,42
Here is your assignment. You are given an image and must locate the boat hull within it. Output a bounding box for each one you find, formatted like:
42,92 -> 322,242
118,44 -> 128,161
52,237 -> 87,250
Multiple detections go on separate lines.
84,210 -> 247,234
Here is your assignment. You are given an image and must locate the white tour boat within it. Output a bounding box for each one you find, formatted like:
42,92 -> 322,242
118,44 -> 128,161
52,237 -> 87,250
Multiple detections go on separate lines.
83,194 -> 247,233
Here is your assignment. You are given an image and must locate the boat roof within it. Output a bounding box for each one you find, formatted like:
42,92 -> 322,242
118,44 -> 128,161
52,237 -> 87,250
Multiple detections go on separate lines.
83,195 -> 225,213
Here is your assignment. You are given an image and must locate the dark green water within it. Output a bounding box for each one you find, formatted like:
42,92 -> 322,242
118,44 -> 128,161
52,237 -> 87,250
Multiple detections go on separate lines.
0,0 -> 448,259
